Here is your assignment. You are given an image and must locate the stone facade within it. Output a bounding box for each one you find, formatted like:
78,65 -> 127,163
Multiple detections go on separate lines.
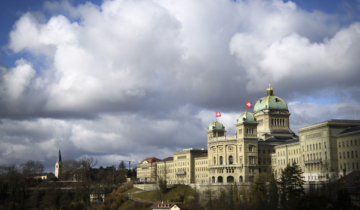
137,85 -> 360,184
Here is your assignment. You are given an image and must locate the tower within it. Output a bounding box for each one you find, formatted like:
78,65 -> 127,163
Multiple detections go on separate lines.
253,84 -> 296,139
55,150 -> 62,179
236,110 -> 259,182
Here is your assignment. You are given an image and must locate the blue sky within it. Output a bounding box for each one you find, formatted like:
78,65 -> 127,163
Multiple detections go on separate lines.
0,0 -> 360,172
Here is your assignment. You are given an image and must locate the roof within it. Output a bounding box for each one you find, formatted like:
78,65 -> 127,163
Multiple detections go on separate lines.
140,157 -> 160,164
237,110 -> 255,123
208,119 -> 225,131
336,126 -> 360,136
158,157 -> 174,162
264,135 -> 294,142
253,85 -> 288,113
339,171 -> 360,183
172,204 -> 191,209
196,153 -> 208,158
278,138 -> 299,145
151,202 -> 181,209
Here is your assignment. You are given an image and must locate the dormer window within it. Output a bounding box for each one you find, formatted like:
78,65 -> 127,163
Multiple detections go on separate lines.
275,98 -> 279,102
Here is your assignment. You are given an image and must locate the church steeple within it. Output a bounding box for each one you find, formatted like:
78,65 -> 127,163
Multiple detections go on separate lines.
57,150 -> 62,162
55,150 -> 62,179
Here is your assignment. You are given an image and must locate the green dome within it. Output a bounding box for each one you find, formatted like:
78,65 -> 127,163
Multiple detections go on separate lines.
253,84 -> 288,112
237,110 -> 255,123
208,120 -> 225,130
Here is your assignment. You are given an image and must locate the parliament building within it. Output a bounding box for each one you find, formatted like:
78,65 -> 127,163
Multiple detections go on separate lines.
137,85 -> 360,184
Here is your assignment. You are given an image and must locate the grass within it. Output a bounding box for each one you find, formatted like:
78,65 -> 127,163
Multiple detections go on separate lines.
123,187 -> 143,194
131,185 -> 196,203
118,199 -> 152,210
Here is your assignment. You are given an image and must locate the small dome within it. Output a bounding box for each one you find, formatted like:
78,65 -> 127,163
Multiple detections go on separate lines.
237,110 -> 255,123
254,84 -> 288,113
208,119 -> 225,130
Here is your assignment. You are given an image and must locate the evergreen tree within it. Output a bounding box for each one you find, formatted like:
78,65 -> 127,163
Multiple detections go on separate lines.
269,173 -> 279,210
278,162 -> 305,209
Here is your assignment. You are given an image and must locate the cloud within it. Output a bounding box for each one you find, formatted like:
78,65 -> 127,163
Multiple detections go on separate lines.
1,0 -> 360,171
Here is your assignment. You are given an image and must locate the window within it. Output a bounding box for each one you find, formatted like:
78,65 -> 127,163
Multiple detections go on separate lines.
347,141 -> 349,147
355,140 -> 358,145
316,144 -> 318,150
310,145 -> 312,150
325,152 -> 327,160
343,152 -> 346,159
214,157 -> 216,165
347,152 -> 350,159
263,159 -> 266,164
258,158 -> 261,164
343,141 -> 345,147
249,158 -> 254,164
324,142 -> 326,148
268,150 -> 270,154
302,146 -> 304,152
307,145 -> 309,151
239,129 -> 242,134
229,156 -> 233,165
319,143 -> 321,149
258,149 -> 260,154
220,156 -> 223,165
263,150 -> 265,154
273,150 -> 275,153
339,142 -> 341,147
249,146 -> 253,152
356,151 -> 358,158
351,151 -> 354,158
339,152 -> 342,159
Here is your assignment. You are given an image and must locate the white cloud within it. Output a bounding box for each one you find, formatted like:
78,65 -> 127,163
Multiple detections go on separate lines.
2,0 -> 360,170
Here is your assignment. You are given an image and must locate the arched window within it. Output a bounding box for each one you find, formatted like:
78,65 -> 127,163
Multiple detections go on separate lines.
218,176 -> 223,183
229,156 -> 233,165
239,176 -> 243,182
220,156 -> 223,165
227,176 -> 234,183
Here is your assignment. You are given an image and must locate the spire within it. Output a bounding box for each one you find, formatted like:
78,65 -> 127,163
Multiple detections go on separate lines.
267,84 -> 273,96
58,150 -> 62,162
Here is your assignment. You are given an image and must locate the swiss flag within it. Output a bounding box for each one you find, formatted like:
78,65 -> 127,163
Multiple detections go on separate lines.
216,111 -> 221,117
246,101 -> 253,108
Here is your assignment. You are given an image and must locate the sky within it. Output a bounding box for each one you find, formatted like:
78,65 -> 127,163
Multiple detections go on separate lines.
0,0 -> 360,173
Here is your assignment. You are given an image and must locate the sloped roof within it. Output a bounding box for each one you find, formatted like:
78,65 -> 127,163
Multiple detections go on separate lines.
140,157 -> 160,164
337,126 -> 360,136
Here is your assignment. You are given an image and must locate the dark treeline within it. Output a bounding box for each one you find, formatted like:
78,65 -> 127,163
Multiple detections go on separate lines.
0,159 -> 136,210
203,162 -> 354,210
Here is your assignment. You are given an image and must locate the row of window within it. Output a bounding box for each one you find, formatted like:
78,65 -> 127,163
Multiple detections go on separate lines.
277,159 -> 299,165
340,162 -> 359,170
339,150 -> 359,159
271,118 -> 285,126
238,128 -> 255,134
306,142 -> 326,151
195,161 -> 208,165
339,140 -> 358,147
214,156 -> 234,165
258,158 -> 271,164
304,152 -> 327,161
259,149 -> 276,154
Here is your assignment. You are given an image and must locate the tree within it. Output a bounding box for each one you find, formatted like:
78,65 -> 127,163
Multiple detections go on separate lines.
278,162 -> 305,209
20,160 -> 44,177
62,159 -> 81,181
269,173 -> 279,210
158,178 -> 167,194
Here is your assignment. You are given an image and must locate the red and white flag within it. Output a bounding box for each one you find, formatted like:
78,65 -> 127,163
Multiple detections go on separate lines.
246,101 -> 252,108
216,111 -> 221,117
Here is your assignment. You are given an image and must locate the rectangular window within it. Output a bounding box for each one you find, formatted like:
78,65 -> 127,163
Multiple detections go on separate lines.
239,129 -> 242,134
263,150 -> 265,154
249,146 -> 252,152
319,143 -> 321,149
339,142 -> 341,148
339,152 -> 342,159
268,150 -> 270,154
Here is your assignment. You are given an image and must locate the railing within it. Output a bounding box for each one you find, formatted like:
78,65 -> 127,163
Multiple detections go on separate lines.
209,135 -> 237,142
175,171 -> 186,175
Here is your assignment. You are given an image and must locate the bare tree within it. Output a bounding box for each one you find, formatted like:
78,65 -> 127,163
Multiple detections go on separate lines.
20,160 -> 44,177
